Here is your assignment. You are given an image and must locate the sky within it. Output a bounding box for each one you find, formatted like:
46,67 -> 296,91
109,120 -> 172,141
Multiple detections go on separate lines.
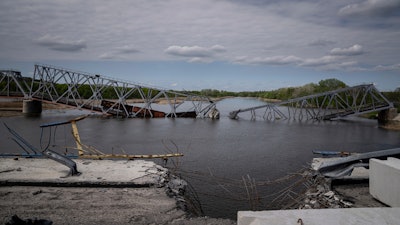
0,0 -> 399,92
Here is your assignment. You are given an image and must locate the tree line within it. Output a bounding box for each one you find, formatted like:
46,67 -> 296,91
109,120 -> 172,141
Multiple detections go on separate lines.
1,77 -> 399,110
189,78 -> 348,99
188,78 -> 399,110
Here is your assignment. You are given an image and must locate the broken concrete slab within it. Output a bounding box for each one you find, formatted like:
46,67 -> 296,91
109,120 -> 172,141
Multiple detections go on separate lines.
0,186 -> 234,225
0,158 -> 236,225
0,158 -> 167,187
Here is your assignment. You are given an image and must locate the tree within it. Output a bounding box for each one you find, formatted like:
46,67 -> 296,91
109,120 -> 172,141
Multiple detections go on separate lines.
317,78 -> 347,92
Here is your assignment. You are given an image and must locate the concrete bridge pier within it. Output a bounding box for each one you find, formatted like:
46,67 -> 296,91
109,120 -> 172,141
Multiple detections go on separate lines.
22,99 -> 42,116
378,108 -> 397,123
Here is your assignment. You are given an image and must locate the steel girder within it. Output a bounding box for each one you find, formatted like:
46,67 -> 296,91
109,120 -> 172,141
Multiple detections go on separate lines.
230,84 -> 393,121
0,70 -> 30,98
29,64 -> 216,118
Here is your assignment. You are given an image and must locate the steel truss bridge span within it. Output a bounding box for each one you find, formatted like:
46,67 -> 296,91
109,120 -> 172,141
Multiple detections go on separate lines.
229,84 -> 393,121
1,65 -> 218,118
0,70 -> 30,98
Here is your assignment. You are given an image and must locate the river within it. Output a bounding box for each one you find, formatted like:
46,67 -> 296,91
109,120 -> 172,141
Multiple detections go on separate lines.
1,97 -> 399,219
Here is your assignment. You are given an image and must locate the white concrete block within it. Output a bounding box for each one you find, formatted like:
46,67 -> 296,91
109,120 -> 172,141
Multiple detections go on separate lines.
369,157 -> 400,207
238,208 -> 400,225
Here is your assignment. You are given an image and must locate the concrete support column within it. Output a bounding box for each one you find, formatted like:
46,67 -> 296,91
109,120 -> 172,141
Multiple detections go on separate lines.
22,100 -> 42,116
378,108 -> 398,124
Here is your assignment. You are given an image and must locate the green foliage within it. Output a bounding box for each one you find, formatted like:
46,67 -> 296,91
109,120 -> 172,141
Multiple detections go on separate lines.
188,89 -> 236,98
188,78 -> 348,101
77,85 -> 93,99
0,77 -> 32,95
383,91 -> 400,111
316,78 -> 347,92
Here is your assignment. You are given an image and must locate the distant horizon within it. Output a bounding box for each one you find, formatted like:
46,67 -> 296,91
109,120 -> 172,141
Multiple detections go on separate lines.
1,61 -> 398,93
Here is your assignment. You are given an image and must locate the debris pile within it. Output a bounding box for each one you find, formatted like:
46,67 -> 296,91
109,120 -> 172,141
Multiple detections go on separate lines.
5,215 -> 52,225
166,177 -> 188,211
149,165 -> 189,211
298,173 -> 353,209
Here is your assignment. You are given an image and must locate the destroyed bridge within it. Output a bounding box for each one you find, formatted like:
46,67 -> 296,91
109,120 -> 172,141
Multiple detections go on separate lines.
229,84 -> 393,121
1,64 -> 394,121
0,64 -> 219,118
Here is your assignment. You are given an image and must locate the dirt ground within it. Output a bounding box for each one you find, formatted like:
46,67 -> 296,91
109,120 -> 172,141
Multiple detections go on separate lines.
0,186 -> 235,225
333,182 -> 388,208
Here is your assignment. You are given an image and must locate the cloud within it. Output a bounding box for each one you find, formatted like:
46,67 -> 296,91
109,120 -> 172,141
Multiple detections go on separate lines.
210,45 -> 227,53
99,45 -> 141,60
339,61 -> 358,67
164,45 -> 209,57
236,55 -> 302,65
373,63 -> 400,71
0,0 -> 398,74
319,61 -> 360,71
339,0 -> 400,17
188,57 -> 213,63
164,45 -> 226,62
98,53 -> 115,60
165,45 -> 224,57
300,55 -> 341,67
234,43 -> 367,71
308,39 -> 336,47
329,44 -> 364,56
35,34 -> 86,52
115,45 -> 141,54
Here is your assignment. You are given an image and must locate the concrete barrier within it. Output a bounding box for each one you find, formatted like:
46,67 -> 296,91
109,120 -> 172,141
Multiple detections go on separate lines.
370,157 -> 400,207
238,208 -> 400,225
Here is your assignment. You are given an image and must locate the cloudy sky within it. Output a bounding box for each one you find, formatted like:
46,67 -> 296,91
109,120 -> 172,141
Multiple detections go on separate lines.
1,0 -> 399,91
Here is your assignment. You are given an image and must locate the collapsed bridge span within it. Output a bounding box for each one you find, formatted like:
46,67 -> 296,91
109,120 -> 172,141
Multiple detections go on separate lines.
21,64 -> 218,118
230,84 -> 393,121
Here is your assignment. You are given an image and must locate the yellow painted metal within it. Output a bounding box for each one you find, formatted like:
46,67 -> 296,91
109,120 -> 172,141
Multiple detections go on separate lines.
71,120 -> 84,156
79,153 -> 184,160
68,115 -> 184,160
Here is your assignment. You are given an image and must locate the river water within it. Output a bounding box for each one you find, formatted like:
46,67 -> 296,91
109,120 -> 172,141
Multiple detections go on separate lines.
1,97 -> 399,219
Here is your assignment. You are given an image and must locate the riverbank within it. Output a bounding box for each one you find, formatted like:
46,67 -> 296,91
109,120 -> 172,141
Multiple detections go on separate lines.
379,114 -> 400,131
0,158 -> 235,225
0,98 -> 72,117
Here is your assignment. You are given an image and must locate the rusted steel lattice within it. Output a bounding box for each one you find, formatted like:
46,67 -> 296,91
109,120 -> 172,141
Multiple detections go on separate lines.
29,64 -> 217,118
230,84 -> 393,121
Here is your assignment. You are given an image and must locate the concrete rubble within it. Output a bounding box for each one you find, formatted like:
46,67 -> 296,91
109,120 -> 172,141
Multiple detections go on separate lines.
0,158 -> 235,225
238,155 -> 400,225
298,171 -> 355,210
297,157 -> 387,210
